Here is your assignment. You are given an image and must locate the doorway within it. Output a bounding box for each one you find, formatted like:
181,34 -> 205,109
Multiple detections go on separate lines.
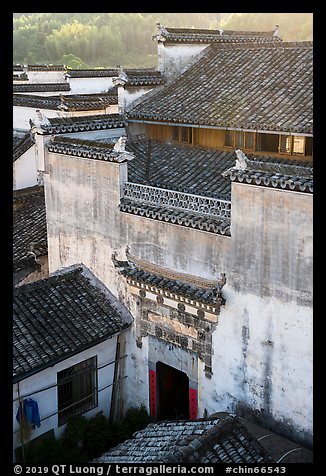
156,361 -> 190,421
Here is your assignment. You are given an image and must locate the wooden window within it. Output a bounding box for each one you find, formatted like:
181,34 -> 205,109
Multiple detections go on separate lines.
171,126 -> 192,144
292,136 -> 305,155
279,135 -> 292,154
279,135 -> 308,155
57,356 -> 98,426
235,131 -> 244,148
225,130 -> 255,150
225,130 -> 234,147
256,133 -> 279,153
171,126 -> 179,141
245,132 -> 255,150
180,127 -> 191,143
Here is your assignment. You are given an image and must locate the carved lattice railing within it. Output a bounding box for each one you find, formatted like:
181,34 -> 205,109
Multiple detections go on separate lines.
122,182 -> 231,219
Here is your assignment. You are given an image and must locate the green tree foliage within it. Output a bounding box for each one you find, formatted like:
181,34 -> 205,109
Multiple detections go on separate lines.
13,13 -> 313,67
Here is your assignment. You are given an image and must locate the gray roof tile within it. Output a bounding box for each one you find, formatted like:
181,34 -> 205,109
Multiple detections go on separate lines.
13,82 -> 70,93
13,186 -> 47,267
13,91 -> 118,111
39,113 -> 126,134
114,257 -> 225,306
126,140 -> 312,199
46,136 -> 132,163
13,266 -> 131,382
13,131 -> 35,162
128,42 -> 313,134
156,26 -> 281,44
94,415 -> 272,463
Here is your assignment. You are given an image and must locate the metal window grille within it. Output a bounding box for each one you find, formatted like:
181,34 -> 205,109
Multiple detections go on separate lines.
57,356 -> 98,426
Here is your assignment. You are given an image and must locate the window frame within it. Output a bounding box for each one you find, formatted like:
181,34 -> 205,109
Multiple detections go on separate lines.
171,126 -> 193,144
279,135 -> 306,155
224,130 -> 255,150
57,356 -> 98,426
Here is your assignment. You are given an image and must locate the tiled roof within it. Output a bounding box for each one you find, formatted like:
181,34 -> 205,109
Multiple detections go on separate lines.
26,64 -> 65,71
13,186 -> 47,267
223,155 -> 313,193
120,200 -> 231,236
13,131 -> 35,162
94,415 -> 271,463
155,26 -> 281,44
65,68 -> 117,78
128,42 -> 313,134
126,140 -> 311,200
123,69 -> 165,86
13,82 -> 70,93
13,266 -> 131,382
13,91 -> 117,111
46,136 -> 133,163
39,113 -> 127,134
115,256 -> 226,306
127,140 -> 232,200
237,416 -> 313,463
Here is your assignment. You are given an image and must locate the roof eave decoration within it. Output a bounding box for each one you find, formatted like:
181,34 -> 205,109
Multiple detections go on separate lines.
38,114 -> 127,134
223,149 -> 313,193
46,135 -> 134,164
112,66 -> 129,87
112,247 -> 227,313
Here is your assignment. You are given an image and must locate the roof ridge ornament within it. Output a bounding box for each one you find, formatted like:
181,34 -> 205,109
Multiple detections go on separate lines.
30,110 -> 51,128
113,135 -> 128,153
112,65 -> 129,87
273,25 -> 280,37
153,21 -> 168,42
235,149 -> 248,170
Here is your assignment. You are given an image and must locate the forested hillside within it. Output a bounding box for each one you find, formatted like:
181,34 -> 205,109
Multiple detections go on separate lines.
13,13 -> 313,68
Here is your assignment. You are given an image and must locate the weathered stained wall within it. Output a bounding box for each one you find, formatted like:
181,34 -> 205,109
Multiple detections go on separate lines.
124,87 -> 154,112
158,43 -> 207,82
44,151 -> 312,446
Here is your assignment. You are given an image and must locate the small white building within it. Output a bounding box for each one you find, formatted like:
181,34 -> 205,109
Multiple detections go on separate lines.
64,69 -> 117,94
21,64 -> 67,83
13,132 -> 38,190
13,92 -> 118,131
13,264 -> 132,462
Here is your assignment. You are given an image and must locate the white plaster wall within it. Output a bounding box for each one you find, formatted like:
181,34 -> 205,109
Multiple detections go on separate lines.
13,146 -> 38,190
124,87 -> 153,112
43,151 -> 313,445
198,290 -> 312,438
67,77 -> 115,94
13,106 -> 62,131
123,329 -> 149,412
13,107 -> 118,131
26,71 -> 66,83
13,336 -> 118,459
159,44 -> 207,81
